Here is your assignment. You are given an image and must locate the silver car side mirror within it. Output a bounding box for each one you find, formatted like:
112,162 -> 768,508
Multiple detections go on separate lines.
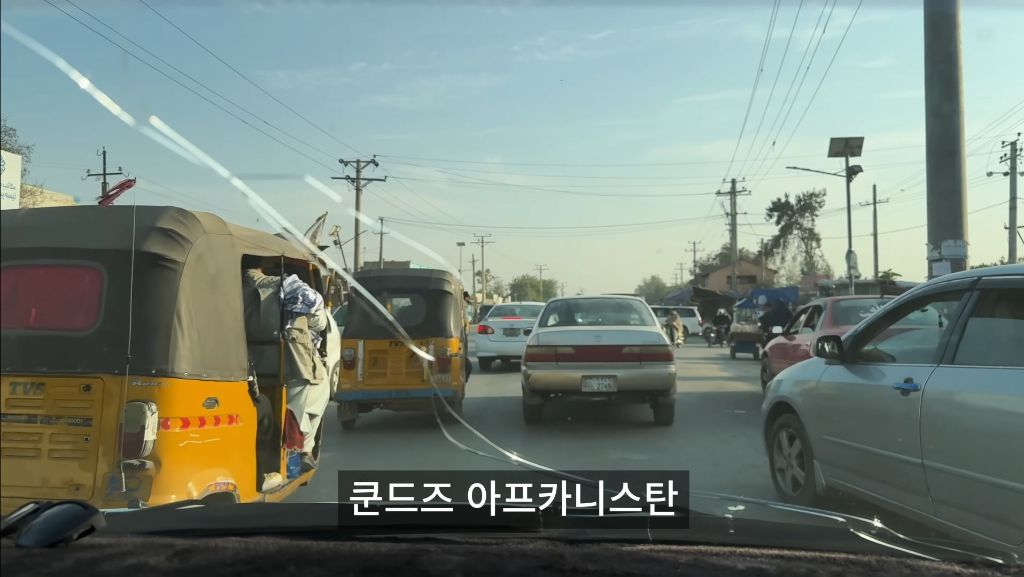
814,335 -> 844,362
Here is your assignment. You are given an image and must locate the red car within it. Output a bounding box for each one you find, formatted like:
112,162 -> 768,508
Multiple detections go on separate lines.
760,296 -> 893,391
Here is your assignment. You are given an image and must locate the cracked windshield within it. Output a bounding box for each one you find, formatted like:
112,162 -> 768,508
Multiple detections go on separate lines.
2,0 -> 1023,562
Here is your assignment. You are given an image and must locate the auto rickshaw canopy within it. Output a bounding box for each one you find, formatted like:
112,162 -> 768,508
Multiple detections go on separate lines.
1,205 -> 312,381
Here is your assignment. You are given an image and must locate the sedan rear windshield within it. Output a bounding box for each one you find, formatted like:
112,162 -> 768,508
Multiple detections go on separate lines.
487,304 -> 544,319
539,298 -> 656,327
832,298 -> 891,326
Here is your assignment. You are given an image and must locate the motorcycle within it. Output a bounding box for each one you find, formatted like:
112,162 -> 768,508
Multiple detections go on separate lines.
663,323 -> 683,348
703,324 -> 728,347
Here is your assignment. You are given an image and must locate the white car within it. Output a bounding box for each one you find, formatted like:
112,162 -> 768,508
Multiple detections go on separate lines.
521,296 -> 677,426
474,302 -> 545,371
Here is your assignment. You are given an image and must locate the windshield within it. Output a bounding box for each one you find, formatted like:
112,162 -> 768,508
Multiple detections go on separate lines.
538,298 -> 656,327
830,298 -> 890,326
1,0 -> 1020,563
486,304 -> 543,319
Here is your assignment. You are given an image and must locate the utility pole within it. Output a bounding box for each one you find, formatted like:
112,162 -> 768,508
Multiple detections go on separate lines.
85,147 -> 124,200
375,216 -> 388,268
560,282 -> 566,297
759,238 -> 767,285
456,242 -> 466,279
687,241 -> 700,286
924,0 -> 968,277
332,157 -> 386,272
474,234 -> 494,302
470,254 -> 478,301
716,178 -> 750,295
677,263 -> 687,287
859,184 -> 890,281
1001,136 -> 1020,263
535,264 -> 548,300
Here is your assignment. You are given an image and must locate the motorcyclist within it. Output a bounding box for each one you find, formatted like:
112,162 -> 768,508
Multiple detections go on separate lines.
712,308 -> 731,345
664,310 -> 683,348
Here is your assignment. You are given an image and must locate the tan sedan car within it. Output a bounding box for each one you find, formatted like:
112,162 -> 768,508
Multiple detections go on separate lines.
520,296 -> 677,426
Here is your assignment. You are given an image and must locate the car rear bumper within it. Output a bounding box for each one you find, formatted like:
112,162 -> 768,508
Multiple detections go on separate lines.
522,363 -> 676,396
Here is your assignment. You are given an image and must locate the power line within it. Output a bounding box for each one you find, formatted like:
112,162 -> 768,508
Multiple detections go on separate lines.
750,0 -> 863,190
44,0 -> 342,175
385,213 -> 715,231
722,0 -> 782,181
737,0 -> 805,177
137,0 -> 362,158
375,143 -> 931,169
745,0 -> 832,180
747,0 -> 841,186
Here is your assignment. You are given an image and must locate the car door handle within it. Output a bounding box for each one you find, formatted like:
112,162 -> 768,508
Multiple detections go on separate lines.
892,378 -> 922,395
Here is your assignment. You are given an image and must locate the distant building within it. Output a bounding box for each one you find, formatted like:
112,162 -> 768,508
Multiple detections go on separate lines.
700,259 -> 777,295
19,184 -> 78,208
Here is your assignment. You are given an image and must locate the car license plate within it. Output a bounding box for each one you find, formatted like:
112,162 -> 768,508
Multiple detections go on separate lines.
502,328 -> 520,337
581,376 -> 617,392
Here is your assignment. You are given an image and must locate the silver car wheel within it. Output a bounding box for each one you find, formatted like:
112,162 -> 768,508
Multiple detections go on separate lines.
772,428 -> 806,496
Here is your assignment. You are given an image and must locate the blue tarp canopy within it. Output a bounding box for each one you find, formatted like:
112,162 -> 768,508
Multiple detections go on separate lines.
736,286 -> 800,309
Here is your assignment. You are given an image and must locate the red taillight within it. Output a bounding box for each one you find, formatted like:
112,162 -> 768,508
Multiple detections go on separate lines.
523,346 -> 573,363
500,316 -> 523,320
342,347 -> 356,370
622,345 -> 675,363
121,401 -> 158,460
477,324 -> 495,335
435,348 -> 452,373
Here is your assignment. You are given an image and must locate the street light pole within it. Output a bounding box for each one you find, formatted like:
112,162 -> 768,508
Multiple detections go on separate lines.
456,241 -> 466,279
844,154 -> 854,294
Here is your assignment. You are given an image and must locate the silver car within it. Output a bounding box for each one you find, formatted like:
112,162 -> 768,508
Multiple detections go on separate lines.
521,296 -> 677,426
761,264 -> 1023,553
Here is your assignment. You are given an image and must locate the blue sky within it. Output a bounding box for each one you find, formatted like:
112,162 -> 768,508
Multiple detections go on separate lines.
2,0 -> 1022,292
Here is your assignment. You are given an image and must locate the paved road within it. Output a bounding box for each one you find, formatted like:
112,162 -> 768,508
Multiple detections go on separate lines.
295,339 -> 774,502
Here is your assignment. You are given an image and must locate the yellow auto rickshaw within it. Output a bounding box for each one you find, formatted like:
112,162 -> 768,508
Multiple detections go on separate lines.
335,268 -> 469,429
0,205 -> 336,514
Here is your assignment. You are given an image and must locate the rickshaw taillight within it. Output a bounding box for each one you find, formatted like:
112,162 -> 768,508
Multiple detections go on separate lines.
435,348 -> 452,373
121,401 -> 158,460
342,347 -> 356,370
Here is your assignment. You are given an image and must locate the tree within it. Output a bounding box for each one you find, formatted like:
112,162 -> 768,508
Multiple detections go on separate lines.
0,115 -> 43,207
508,274 -> 559,301
970,259 -> 1008,269
878,269 -> 902,283
764,189 -> 832,279
635,275 -> 670,303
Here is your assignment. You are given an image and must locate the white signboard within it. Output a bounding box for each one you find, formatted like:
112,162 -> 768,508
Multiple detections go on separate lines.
1,150 -> 23,210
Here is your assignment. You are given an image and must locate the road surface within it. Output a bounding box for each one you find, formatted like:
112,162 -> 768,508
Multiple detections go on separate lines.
294,339 -> 773,502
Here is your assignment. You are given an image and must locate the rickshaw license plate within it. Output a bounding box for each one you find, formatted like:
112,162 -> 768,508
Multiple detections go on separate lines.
582,376 -> 617,392
503,328 -> 520,337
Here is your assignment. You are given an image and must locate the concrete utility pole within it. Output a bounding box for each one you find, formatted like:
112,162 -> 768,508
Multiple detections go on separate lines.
474,234 -> 494,301
924,0 -> 968,277
560,282 -> 566,297
375,216 -> 388,268
677,262 -> 687,287
470,254 -> 478,301
759,238 -> 767,285
85,147 -> 124,200
1002,137 -> 1020,262
716,178 -> 750,295
332,157 -> 386,272
688,241 -> 701,286
859,184 -> 890,281
535,264 -> 548,300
